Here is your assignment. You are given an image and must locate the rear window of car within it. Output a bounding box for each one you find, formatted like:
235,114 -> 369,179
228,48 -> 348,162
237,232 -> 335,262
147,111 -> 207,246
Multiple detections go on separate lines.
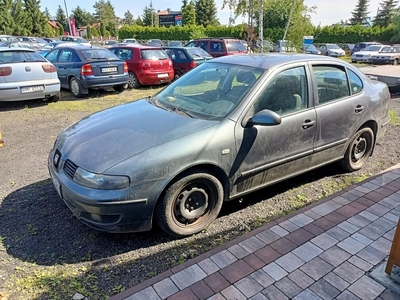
187,48 -> 212,59
226,41 -> 246,51
0,50 -> 46,63
141,49 -> 169,60
80,49 -> 119,60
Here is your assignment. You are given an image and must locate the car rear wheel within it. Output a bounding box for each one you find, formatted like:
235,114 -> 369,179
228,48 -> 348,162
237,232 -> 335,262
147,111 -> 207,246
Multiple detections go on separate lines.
114,84 -> 127,93
70,77 -> 83,98
155,169 -> 224,237
341,127 -> 374,172
174,71 -> 182,81
128,72 -> 140,88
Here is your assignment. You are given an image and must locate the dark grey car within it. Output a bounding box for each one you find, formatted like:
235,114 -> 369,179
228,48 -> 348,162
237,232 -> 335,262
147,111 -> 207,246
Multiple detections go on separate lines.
48,54 -> 391,237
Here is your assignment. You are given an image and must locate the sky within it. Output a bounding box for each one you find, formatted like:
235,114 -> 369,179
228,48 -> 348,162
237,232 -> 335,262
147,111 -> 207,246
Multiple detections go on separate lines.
41,0 -> 383,27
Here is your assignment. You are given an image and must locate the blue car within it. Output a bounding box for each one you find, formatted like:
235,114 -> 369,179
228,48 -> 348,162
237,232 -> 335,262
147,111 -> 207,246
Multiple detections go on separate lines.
45,45 -> 129,97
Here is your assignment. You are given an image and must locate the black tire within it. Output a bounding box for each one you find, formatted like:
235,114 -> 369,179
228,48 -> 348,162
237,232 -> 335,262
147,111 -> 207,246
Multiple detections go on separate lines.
155,169 -> 224,237
114,84 -> 127,93
50,92 -> 60,102
128,72 -> 140,88
69,77 -> 83,98
174,71 -> 181,81
341,127 -> 374,172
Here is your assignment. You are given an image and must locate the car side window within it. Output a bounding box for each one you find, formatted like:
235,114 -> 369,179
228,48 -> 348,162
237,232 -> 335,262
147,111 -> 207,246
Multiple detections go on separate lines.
186,41 -> 195,48
347,69 -> 363,95
165,49 -> 176,60
253,66 -> 308,115
210,42 -> 223,52
312,65 -> 350,104
177,50 -> 187,60
198,41 -> 208,52
71,51 -> 80,62
59,49 -> 73,62
46,50 -> 60,62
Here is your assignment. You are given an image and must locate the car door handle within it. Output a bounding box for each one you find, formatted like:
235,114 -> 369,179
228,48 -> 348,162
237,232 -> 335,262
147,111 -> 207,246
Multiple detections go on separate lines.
58,66 -> 67,69
302,119 -> 315,129
355,105 -> 364,113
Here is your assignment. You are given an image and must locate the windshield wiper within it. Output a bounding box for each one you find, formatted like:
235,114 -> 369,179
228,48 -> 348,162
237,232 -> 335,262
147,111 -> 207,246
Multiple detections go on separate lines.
171,107 -> 195,118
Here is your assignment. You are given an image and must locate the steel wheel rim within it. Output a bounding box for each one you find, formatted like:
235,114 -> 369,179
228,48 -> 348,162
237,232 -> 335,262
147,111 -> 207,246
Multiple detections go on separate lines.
351,136 -> 367,162
71,80 -> 80,96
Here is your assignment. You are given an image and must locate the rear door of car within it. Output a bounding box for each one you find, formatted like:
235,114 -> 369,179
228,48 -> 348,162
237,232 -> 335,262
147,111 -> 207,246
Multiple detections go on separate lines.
309,63 -> 368,166
164,48 -> 186,74
233,64 -> 317,196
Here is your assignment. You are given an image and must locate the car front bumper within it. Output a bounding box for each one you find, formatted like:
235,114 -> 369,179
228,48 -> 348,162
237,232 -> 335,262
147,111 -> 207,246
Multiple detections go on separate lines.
81,73 -> 129,89
0,79 -> 60,102
48,151 -> 155,233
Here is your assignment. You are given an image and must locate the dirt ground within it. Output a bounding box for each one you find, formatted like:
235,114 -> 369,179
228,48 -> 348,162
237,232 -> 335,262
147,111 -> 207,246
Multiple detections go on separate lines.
0,89 -> 399,300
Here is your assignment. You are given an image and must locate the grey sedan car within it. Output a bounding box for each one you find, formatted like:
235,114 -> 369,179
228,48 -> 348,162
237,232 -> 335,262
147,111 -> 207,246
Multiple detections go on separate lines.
48,54 -> 391,237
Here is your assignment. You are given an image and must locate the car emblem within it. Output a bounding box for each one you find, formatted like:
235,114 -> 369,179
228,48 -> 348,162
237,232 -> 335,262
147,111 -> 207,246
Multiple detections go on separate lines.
160,61 -> 163,66
25,66 -> 31,72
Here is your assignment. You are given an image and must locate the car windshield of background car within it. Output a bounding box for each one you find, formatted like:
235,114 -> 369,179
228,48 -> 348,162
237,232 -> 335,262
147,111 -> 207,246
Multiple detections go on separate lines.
153,62 -> 263,120
82,49 -> 119,60
226,41 -> 246,51
141,49 -> 169,60
327,44 -> 341,49
364,45 -> 383,51
187,48 -> 212,59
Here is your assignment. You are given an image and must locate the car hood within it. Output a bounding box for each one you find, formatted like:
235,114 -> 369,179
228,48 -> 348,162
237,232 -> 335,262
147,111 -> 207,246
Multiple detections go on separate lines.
329,49 -> 344,53
57,99 -> 218,173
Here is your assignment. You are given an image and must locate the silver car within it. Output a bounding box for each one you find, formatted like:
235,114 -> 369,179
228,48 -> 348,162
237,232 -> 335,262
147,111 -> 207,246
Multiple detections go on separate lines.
48,54 -> 390,237
319,43 -> 345,57
0,47 -> 60,102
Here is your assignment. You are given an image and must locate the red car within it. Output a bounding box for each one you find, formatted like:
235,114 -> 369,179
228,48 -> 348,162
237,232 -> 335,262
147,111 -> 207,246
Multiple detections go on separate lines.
109,44 -> 174,88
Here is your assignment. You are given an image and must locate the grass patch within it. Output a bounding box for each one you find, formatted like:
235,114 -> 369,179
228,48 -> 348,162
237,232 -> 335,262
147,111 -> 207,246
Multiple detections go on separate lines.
389,110 -> 400,126
321,174 -> 368,198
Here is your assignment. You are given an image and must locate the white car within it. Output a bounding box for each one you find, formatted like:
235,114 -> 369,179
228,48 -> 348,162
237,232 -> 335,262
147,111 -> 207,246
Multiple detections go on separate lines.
319,43 -> 345,57
0,47 -> 60,102
351,45 -> 387,63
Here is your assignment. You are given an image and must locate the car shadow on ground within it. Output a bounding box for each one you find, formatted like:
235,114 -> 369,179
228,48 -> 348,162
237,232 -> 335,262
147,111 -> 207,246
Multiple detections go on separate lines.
0,163 -> 347,268
0,99 -> 49,112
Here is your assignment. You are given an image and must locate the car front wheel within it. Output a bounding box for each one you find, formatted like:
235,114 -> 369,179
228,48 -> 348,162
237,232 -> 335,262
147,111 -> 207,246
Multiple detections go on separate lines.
155,169 -> 224,237
70,77 -> 83,98
341,127 -> 374,172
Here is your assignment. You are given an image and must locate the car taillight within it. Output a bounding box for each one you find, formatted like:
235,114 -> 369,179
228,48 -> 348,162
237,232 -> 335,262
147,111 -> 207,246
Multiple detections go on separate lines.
189,60 -> 197,69
168,60 -> 172,66
141,60 -> 150,68
123,61 -> 128,73
42,64 -> 56,73
0,67 -> 12,76
81,64 -> 93,76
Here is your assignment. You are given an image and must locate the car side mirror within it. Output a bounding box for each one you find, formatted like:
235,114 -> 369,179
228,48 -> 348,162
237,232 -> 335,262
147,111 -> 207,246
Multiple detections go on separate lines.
247,110 -> 281,127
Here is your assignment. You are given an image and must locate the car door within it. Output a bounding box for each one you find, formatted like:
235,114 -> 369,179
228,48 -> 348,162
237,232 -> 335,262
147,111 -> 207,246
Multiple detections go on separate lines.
232,65 -> 317,196
309,63 -> 368,167
45,49 -> 64,86
56,48 -> 76,86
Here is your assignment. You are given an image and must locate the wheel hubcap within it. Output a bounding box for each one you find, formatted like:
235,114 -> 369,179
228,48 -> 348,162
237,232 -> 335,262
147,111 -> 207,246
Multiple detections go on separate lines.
352,137 -> 367,161
175,187 -> 208,221
128,74 -> 136,87
71,80 -> 79,95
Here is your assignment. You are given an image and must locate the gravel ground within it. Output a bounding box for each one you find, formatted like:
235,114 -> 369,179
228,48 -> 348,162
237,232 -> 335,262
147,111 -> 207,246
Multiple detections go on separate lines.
0,90 -> 399,300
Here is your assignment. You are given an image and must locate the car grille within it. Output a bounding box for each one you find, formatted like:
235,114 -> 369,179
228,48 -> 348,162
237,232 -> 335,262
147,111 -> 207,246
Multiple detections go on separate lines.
63,159 -> 78,179
356,55 -> 363,58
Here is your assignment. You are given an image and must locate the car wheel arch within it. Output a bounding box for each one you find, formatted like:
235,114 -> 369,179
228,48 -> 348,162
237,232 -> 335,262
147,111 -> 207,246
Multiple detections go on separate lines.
359,120 -> 378,155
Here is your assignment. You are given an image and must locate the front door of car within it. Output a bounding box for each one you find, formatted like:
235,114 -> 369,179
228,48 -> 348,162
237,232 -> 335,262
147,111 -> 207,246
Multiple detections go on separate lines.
232,65 -> 317,196
56,49 -> 76,86
309,64 -> 368,166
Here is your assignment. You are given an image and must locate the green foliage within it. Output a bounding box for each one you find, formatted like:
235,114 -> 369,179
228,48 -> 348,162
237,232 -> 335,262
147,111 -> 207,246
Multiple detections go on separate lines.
195,0 -> 219,26
182,3 -> 196,27
350,0 -> 370,25
55,5 -> 68,33
71,6 -> 94,28
106,21 -> 116,37
24,0 -> 48,36
123,10 -> 135,25
136,16 -> 143,26
86,25 -> 92,39
374,0 -> 398,27
0,0 -> 15,35
92,0 -> 116,24
142,4 -> 156,26
100,21 -> 106,37
10,0 -> 27,36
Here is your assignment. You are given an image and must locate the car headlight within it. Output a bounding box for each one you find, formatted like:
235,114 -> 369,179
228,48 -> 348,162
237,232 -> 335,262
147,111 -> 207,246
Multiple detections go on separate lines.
73,167 -> 130,190
365,54 -> 371,58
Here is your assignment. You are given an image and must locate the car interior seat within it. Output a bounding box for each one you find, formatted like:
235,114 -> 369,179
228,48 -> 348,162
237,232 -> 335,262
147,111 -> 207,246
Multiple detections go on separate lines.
225,71 -> 257,104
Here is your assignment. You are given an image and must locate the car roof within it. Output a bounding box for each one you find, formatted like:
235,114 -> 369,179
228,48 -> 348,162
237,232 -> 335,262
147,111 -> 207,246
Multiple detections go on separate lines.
163,46 -> 201,50
210,53 -> 343,69
0,47 -> 34,52
111,44 -> 161,50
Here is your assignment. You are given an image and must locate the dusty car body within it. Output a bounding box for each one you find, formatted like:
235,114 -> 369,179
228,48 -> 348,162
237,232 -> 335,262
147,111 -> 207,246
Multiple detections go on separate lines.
48,54 -> 391,237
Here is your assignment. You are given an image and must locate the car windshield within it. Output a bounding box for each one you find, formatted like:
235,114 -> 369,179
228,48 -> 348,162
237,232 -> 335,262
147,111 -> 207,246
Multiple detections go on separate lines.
327,44 -> 340,49
81,49 -> 119,60
364,45 -> 382,51
226,41 -> 246,51
380,47 -> 399,53
152,62 -> 264,120
123,39 -> 136,43
141,49 -> 169,60
304,44 -> 317,51
187,48 -> 212,59
0,50 -> 46,63
105,41 -> 117,45
168,41 -> 182,46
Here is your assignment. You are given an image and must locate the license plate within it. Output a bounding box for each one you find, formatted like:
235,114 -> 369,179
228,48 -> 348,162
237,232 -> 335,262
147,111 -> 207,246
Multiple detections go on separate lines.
51,174 -> 61,198
20,85 -> 44,93
158,73 -> 168,78
102,67 -> 117,73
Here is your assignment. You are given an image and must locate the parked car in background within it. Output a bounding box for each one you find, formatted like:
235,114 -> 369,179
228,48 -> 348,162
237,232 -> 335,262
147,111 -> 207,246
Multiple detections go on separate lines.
45,45 -> 128,97
351,41 -> 382,55
48,53 -> 390,237
0,47 -> 60,102
185,37 -> 247,57
103,40 -> 118,48
36,41 -> 74,56
0,41 -> 41,50
163,46 -> 213,79
167,41 -> 183,47
146,39 -> 163,47
302,44 -> 321,55
0,35 -> 17,42
318,43 -> 345,57
109,44 -> 174,88
122,38 -> 138,44
351,44 -> 387,63
370,46 -> 400,65
59,36 -> 91,46
272,40 -> 297,53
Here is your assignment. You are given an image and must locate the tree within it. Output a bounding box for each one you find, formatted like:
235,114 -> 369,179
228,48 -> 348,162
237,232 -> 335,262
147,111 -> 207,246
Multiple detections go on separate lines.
24,0 -> 48,36
182,2 -> 196,26
136,16 -> 143,26
11,0 -> 28,36
92,25 -> 100,37
100,20 -> 106,37
350,0 -> 370,25
55,5 -> 68,33
57,22 -> 64,35
181,0 -> 188,11
43,6 -> 51,20
93,0 -> 116,24
142,4 -> 156,26
195,0 -> 219,26
71,6 -> 93,28
0,0 -> 14,35
123,10 -> 135,25
106,21 -> 116,36
86,25 -> 92,38
374,0 -> 398,27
